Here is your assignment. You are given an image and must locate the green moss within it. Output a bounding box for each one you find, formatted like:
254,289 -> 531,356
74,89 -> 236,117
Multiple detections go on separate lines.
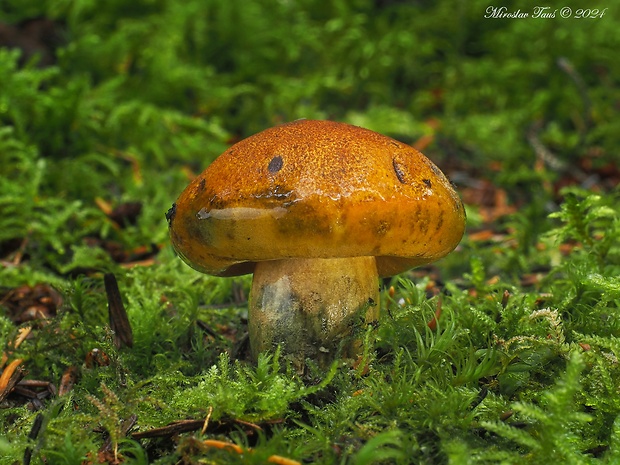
1,0 -> 620,463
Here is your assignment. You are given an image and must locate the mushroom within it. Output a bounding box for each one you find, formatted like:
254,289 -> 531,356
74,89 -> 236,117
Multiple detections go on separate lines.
167,119 -> 465,368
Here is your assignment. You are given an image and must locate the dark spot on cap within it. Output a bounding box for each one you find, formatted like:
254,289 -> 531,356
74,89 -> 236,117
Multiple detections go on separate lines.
429,162 -> 444,179
376,220 -> 390,236
423,179 -> 432,188
268,156 -> 284,173
165,203 -> 176,225
198,178 -> 206,192
419,214 -> 430,235
196,208 -> 211,220
435,210 -> 444,232
392,159 -> 406,184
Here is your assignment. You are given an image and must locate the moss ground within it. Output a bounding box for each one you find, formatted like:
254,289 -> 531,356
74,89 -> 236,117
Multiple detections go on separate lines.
1,1 -> 619,463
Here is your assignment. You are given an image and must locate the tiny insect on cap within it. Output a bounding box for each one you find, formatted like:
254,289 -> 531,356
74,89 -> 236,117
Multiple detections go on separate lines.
168,119 -> 466,277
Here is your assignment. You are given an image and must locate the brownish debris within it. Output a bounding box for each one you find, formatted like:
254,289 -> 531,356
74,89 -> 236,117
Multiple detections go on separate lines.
58,366 -> 79,397
87,199 -> 160,267
0,359 -> 25,403
0,18 -> 63,67
83,237 -> 160,266
132,417 -> 275,440
95,199 -> 143,228
0,283 -> 62,325
85,348 -> 111,368
460,179 -> 518,224
104,273 -> 133,349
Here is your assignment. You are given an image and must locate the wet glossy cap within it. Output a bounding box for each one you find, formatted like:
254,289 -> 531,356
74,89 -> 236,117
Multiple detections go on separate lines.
167,119 -> 466,277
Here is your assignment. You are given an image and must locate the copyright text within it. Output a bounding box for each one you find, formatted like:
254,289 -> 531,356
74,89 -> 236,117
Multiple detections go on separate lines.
484,6 -> 608,19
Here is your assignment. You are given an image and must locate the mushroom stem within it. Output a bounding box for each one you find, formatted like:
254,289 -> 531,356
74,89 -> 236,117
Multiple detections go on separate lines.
249,256 -> 379,369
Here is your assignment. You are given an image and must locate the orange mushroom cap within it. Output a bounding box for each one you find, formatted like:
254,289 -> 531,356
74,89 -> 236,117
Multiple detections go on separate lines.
167,119 -> 465,277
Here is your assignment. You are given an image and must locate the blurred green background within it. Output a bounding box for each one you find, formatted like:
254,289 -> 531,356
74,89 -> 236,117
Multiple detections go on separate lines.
1,0 -> 618,278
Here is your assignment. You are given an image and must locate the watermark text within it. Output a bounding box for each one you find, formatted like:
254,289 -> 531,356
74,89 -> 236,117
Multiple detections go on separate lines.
484,6 -> 607,19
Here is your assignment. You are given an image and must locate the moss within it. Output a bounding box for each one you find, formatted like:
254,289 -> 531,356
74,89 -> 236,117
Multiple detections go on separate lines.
1,0 -> 620,463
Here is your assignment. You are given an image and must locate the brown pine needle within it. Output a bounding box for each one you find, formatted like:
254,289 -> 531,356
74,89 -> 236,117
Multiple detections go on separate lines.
202,439 -> 302,465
